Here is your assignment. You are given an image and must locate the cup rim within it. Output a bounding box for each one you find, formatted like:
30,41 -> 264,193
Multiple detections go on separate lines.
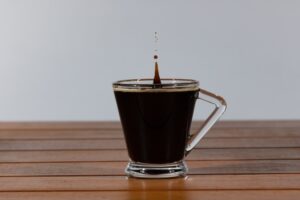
113,78 -> 199,92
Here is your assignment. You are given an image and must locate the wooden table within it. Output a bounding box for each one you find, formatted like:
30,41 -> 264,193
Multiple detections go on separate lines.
0,121 -> 299,199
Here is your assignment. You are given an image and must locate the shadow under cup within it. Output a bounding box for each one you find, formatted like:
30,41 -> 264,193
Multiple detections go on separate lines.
113,78 -> 226,178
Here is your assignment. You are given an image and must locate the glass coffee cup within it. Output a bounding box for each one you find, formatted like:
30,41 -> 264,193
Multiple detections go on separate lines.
113,78 -> 226,178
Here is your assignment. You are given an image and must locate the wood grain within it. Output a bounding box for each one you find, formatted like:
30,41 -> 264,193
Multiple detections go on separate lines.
0,191 -> 300,200
0,160 -> 299,176
0,148 -> 299,163
0,174 -> 299,191
0,121 -> 299,199
0,137 -> 300,150
1,120 -> 300,130
1,127 -> 299,139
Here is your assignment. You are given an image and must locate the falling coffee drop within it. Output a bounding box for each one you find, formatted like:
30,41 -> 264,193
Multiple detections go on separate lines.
153,32 -> 162,85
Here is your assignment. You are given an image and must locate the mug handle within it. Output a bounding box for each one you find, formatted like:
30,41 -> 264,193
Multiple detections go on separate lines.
185,88 -> 227,155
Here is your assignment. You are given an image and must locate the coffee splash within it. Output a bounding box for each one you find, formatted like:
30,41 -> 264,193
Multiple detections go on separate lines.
153,55 -> 161,84
153,32 -> 162,85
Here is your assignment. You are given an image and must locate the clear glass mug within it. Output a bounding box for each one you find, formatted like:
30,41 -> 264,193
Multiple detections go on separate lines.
113,78 -> 227,178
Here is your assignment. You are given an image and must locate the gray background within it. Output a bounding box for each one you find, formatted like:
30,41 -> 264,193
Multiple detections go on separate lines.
0,0 -> 299,121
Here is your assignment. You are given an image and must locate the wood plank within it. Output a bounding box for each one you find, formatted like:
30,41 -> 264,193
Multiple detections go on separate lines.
0,122 -> 105,130
186,148 -> 300,161
0,148 -> 299,163
0,150 -> 129,162
0,138 -> 300,150
1,127 -> 300,139
0,160 -> 299,176
0,174 -> 299,191
1,120 -> 300,130
205,127 -> 300,138
0,190 -> 300,200
0,130 -> 124,139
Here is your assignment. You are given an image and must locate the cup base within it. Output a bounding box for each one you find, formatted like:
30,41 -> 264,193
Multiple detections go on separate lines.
125,161 -> 188,178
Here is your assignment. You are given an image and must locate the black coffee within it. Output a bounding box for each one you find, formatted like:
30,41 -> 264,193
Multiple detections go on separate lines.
114,89 -> 198,164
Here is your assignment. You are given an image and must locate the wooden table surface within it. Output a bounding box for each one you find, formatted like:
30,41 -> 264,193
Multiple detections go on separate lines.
0,121 -> 300,199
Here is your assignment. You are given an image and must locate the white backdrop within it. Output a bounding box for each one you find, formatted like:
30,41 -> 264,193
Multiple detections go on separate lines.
0,0 -> 299,121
